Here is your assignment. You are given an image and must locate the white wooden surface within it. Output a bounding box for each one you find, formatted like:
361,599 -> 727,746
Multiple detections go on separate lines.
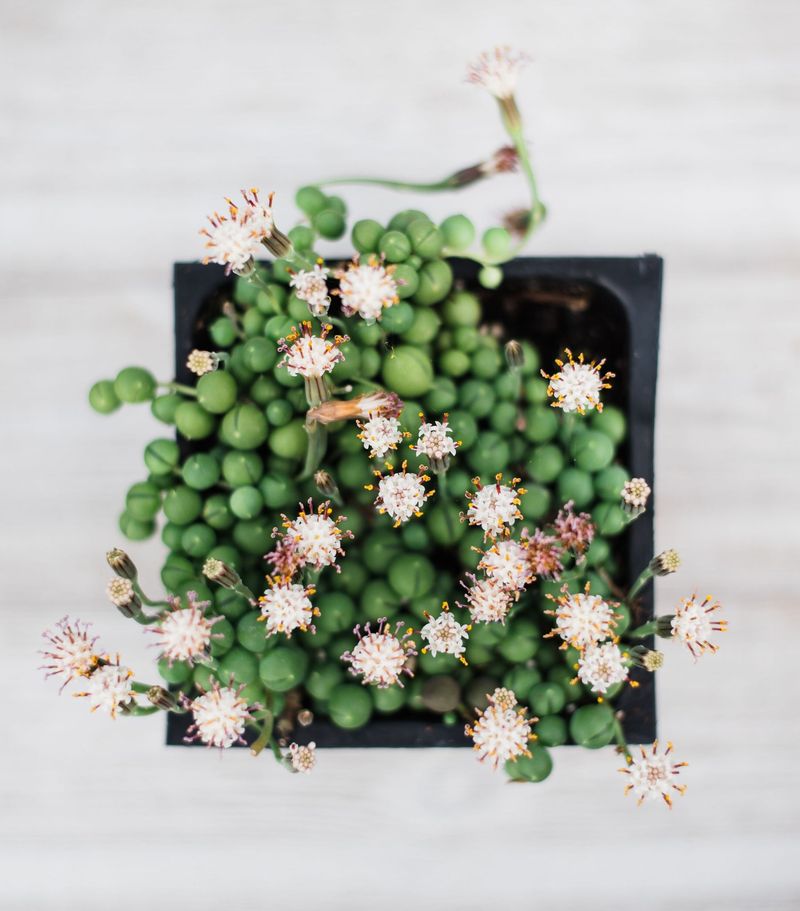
2,1 -> 799,908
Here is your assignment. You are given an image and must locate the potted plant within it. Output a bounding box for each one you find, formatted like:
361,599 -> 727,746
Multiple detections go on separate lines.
42,47 -> 726,804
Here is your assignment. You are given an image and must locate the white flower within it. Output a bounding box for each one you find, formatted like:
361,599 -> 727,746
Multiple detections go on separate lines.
280,500 -> 350,571
290,264 -> 331,317
200,189 -> 274,274
342,620 -> 415,688
413,414 -> 458,471
621,741 -> 688,808
335,256 -> 399,322
186,349 -> 218,376
622,477 -> 651,509
478,539 -> 533,592
546,588 -> 617,649
82,664 -> 134,719
40,617 -> 99,690
149,593 -> 220,665
466,46 -> 530,101
577,641 -> 629,694
288,741 -> 317,773
420,608 -> 470,661
465,475 -> 523,539
458,575 -> 514,624
670,594 -> 727,659
259,579 -> 316,637
465,687 -> 534,769
370,462 -> 432,526
358,415 -> 405,459
542,349 -> 614,414
106,577 -> 136,608
187,683 -> 254,749
278,321 -> 348,378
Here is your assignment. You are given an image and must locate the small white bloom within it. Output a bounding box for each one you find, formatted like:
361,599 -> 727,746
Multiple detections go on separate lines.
547,589 -> 617,649
542,349 -> 614,415
465,476 -> 523,539
358,415 -> 405,459
259,580 -> 316,637
372,463 -> 431,526
281,501 -> 349,571
83,664 -> 134,719
290,264 -> 331,317
458,576 -> 514,624
335,256 -> 399,322
106,577 -> 136,608
621,477 -> 651,509
466,46 -> 530,100
413,415 -> 458,472
465,687 -> 534,769
40,617 -> 99,690
150,593 -> 219,665
186,349 -> 218,376
577,641 -> 629,694
187,684 -> 254,749
621,741 -> 688,808
342,620 -> 415,688
420,609 -> 470,661
479,539 -> 533,592
288,741 -> 317,773
278,322 -> 347,378
670,594 -> 727,659
200,189 -> 274,274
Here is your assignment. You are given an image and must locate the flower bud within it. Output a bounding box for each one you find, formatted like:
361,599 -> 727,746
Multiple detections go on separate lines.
202,557 -> 242,590
263,225 -> 292,259
314,469 -> 340,501
106,578 -> 141,619
147,686 -> 178,711
655,615 -> 676,639
504,339 -> 525,371
629,645 -> 664,672
650,549 -> 680,576
297,709 -> 314,727
186,349 -> 220,377
621,478 -> 651,518
106,547 -> 137,581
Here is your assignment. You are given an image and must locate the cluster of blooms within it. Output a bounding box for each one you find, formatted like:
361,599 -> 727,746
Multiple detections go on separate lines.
184,681 -> 259,749
666,594 -> 728,659
357,413 -> 406,459
278,321 -> 348,380
272,499 -> 353,574
419,603 -> 471,663
290,262 -> 331,317
465,687 -> 536,769
200,188 -> 275,274
457,573 -> 515,624
466,46 -> 530,101
464,474 -> 525,539
545,582 -> 619,653
541,349 -> 615,415
258,576 -> 318,638
411,413 -> 459,473
186,349 -> 219,376
342,619 -> 417,688
553,500 -> 595,558
620,741 -> 688,808
287,741 -> 317,774
366,460 -> 434,527
148,592 -> 223,666
334,255 -> 399,322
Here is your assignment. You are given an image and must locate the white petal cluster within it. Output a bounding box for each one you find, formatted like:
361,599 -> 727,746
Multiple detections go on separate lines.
460,577 -> 513,624
259,582 -> 315,637
550,591 -> 616,649
374,470 -> 429,525
280,332 -> 345,378
420,610 -> 470,660
465,688 -> 533,769
189,685 -> 253,749
84,664 -> 134,719
621,477 -> 651,509
359,415 -> 405,459
40,617 -> 98,689
478,539 -> 532,592
577,641 -> 629,694
106,577 -> 135,607
466,46 -> 530,100
336,257 -> 398,322
200,189 -> 274,274
186,349 -> 218,376
621,742 -> 687,807
288,742 -> 317,773
151,596 -> 217,665
414,418 -> 458,467
466,482 -> 521,538
283,508 -> 346,571
342,623 -> 413,688
290,264 -> 331,317
670,594 -> 726,659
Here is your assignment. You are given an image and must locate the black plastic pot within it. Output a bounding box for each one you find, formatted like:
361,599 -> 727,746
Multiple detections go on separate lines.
167,255 -> 662,749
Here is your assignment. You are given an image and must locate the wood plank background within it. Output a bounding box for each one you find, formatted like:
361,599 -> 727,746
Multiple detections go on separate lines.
1,1 -> 798,908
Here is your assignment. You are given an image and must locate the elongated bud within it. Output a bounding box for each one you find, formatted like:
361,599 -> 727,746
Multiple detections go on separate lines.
655,615 -> 676,639
106,578 -> 141,618
147,686 -> 178,711
106,547 -> 137,581
629,645 -> 665,672
263,225 -> 292,258
202,557 -> 242,590
447,146 -> 519,187
504,339 -> 525,371
314,469 -> 340,500
650,549 -> 680,576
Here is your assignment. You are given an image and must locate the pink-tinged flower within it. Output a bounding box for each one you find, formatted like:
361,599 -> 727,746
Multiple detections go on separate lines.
669,594 -> 727,659
412,413 -> 459,473
287,741 -> 317,773
40,617 -> 100,691
466,46 -> 530,101
334,255 -> 399,322
478,538 -> 533,593
278,499 -> 352,572
577,641 -> 630,694
265,533 -> 303,580
553,500 -> 595,557
341,619 -> 416,688
75,661 -> 134,719
307,390 -> 405,425
620,741 -> 688,808
184,681 -> 258,749
357,414 -> 406,459
458,574 -> 514,624
290,263 -> 331,317
464,687 -> 536,769
545,584 -> 617,650
278,321 -> 348,379
200,188 -> 275,275
367,460 -> 433,527
419,603 -> 471,663
523,528 -> 564,580
258,576 -> 317,638
541,348 -> 614,414
464,474 -> 525,539
148,592 -> 222,666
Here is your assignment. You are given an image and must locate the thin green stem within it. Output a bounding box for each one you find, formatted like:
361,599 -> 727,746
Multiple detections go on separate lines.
159,382 -> 197,397
133,581 -> 170,610
612,716 -> 632,762
627,566 -> 655,603
131,681 -> 157,694
315,176 -> 463,194
123,704 -> 160,717
300,421 -> 328,481
628,620 -> 658,639
250,711 -> 275,757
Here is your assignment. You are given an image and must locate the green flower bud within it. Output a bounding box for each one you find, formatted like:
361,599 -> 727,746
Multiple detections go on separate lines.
106,547 -> 138,580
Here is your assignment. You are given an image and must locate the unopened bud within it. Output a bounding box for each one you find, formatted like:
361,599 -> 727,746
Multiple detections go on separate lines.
504,339 -> 525,371
186,349 -> 220,377
106,578 -> 141,618
202,558 -> 241,590
621,478 -> 651,518
655,615 -> 676,639
650,549 -> 680,576
629,645 -> 665,672
147,686 -> 178,711
297,709 -> 314,727
106,547 -> 137,581
263,226 -> 292,259
314,469 -> 340,500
